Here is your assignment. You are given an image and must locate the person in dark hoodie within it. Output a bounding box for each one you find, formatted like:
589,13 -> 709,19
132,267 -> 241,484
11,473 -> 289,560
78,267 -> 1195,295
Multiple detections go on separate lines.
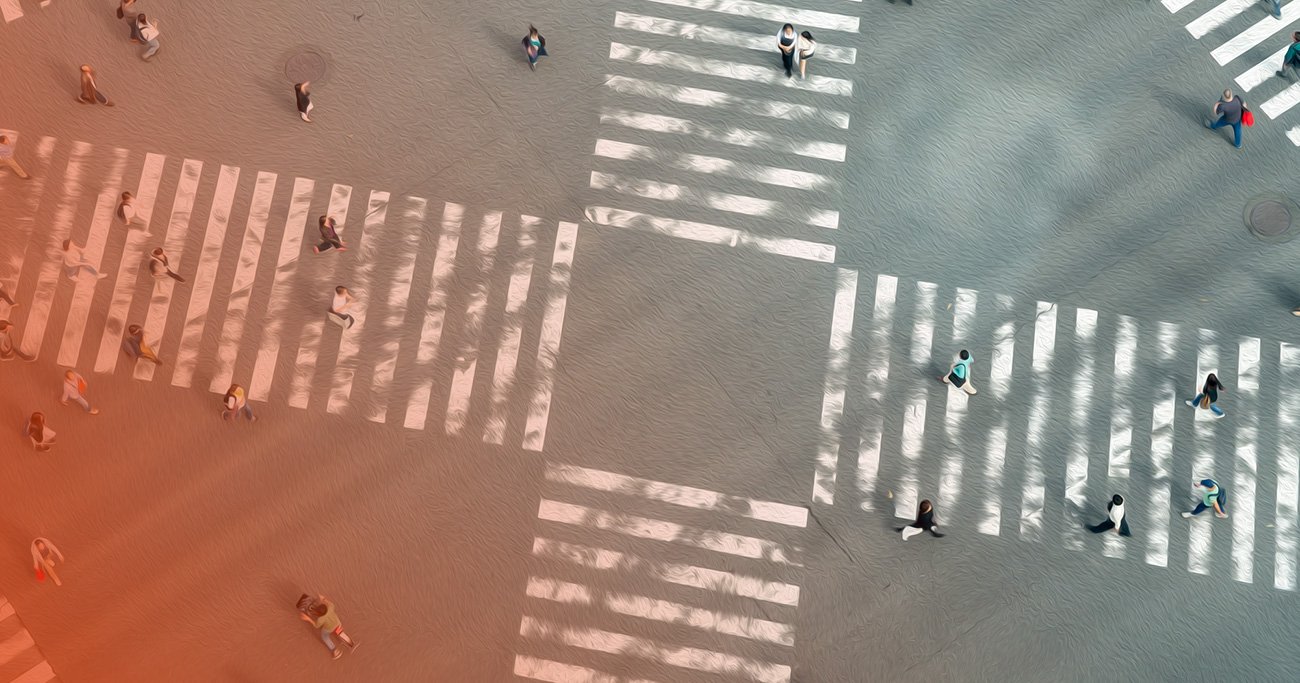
900,499 -> 944,540
1089,494 -> 1131,536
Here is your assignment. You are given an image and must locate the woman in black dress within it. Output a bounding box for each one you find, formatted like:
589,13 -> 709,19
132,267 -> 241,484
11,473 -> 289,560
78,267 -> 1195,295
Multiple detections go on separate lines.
295,81 -> 313,122
900,500 -> 944,540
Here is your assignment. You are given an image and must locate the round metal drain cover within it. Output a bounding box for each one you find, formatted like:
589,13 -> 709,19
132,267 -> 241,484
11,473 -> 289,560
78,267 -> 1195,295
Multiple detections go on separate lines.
1245,196 -> 1299,242
284,50 -> 327,84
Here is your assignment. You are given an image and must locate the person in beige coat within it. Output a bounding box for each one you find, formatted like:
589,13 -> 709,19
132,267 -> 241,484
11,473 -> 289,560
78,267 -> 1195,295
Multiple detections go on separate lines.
77,65 -> 114,106
31,537 -> 66,586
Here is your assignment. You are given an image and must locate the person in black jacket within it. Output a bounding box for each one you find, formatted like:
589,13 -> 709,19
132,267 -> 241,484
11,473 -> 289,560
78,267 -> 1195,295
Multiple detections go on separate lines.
1089,494 -> 1131,536
900,500 -> 944,540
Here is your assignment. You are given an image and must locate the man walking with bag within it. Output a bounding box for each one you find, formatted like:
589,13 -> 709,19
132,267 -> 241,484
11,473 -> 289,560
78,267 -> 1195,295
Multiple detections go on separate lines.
31,538 -> 66,586
940,349 -> 977,395
1205,89 -> 1248,149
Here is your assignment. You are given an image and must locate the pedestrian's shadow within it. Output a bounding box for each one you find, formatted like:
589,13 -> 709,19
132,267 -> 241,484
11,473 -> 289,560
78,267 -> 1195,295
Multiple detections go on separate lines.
486,25 -> 528,67
1264,278 -> 1300,310
1149,87 -> 1212,127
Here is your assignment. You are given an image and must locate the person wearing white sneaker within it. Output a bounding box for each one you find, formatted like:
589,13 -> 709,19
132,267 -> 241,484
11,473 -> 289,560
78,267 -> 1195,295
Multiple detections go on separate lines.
899,499 -> 944,540
1089,494 -> 1132,536
1185,373 -> 1225,418
61,240 -> 108,280
940,349 -> 977,395
1181,479 -> 1228,519
61,370 -> 100,415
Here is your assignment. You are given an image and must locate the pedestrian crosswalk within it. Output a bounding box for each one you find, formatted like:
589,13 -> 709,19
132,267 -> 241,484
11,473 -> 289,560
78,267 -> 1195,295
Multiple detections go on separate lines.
0,0 -> 52,25
0,134 -> 575,451
0,596 -> 57,683
1164,0 -> 1300,144
514,462 -> 805,683
584,0 -> 858,261
809,270 -> 1300,591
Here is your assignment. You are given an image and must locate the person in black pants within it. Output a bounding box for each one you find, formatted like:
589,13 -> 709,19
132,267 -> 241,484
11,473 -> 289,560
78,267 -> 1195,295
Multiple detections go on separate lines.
1089,494 -> 1131,536
314,215 -> 346,253
777,24 -> 797,78
900,500 -> 944,540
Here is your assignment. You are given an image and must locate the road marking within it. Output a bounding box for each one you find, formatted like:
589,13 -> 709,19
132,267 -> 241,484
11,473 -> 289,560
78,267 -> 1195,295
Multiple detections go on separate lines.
0,627 -> 36,665
57,148 -> 127,368
856,274 -> 897,512
444,210 -> 502,435
584,206 -> 834,263
599,108 -> 847,161
979,294 -> 1015,536
288,184 -> 352,408
1187,331 -> 1218,576
0,0 -> 21,23
519,617 -> 791,683
1233,336 -> 1260,583
548,462 -> 808,527
23,141 -> 91,359
939,288 -> 976,510
1234,45 -> 1290,91
812,268 -> 856,505
1260,80 -> 1300,119
1146,322 -> 1178,568
328,190 -> 389,414
134,159 -> 203,381
1163,0 -> 1197,11
1064,308 -> 1097,551
612,12 -> 857,64
538,499 -> 801,565
484,215 -> 539,443
12,661 -> 56,683
0,136 -> 53,298
609,42 -> 853,96
1103,315 -> 1138,559
643,0 -> 859,31
1020,301 -> 1057,540
1186,0 -> 1254,39
532,537 -> 800,605
895,281 -> 935,519
209,171 -> 277,393
522,222 -> 578,451
366,196 -> 426,423
249,177 -> 314,402
594,138 -> 834,190
605,75 -> 851,129
1211,5 -> 1300,64
514,655 -> 660,683
1277,342 -> 1300,590
590,170 -> 840,229
404,202 -> 463,429
171,165 -> 240,388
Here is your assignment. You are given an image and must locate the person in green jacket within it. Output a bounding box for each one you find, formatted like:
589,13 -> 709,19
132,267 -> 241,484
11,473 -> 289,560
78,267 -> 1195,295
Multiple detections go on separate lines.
1278,32 -> 1300,81
1181,479 -> 1228,519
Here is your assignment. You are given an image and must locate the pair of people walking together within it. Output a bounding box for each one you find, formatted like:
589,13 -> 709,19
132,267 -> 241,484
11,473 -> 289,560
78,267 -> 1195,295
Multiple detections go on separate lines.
776,24 -> 816,79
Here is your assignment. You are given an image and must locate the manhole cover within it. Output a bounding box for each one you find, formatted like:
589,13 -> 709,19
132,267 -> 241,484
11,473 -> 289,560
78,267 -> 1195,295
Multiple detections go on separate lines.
1245,196 -> 1299,242
284,50 -> 327,84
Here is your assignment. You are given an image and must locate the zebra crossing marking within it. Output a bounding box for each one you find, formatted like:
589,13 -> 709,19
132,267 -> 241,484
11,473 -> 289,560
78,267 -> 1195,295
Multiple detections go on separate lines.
172,165 -> 240,388
483,215 -> 539,444
855,274 -> 897,512
134,158 -> 203,381
522,221 -> 577,452
57,147 -> 127,368
444,210 -> 502,436
327,190 -> 390,415
1276,343 -> 1300,589
366,196 -> 426,423
24,141 -> 91,360
248,177 -> 314,402
288,183 -> 351,409
210,171 -> 277,394
404,202 -> 463,430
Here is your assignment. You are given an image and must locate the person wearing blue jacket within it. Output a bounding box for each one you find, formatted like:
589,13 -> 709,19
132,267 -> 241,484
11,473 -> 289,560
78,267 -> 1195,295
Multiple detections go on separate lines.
1278,32 -> 1300,80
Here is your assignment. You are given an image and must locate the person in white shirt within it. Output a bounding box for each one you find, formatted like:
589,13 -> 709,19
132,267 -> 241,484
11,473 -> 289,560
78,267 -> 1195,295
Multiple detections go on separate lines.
62,239 -> 108,280
61,369 -> 100,415
137,13 -> 160,60
1089,494 -> 1131,536
32,537 -> 66,586
0,135 -> 31,179
330,285 -> 356,329
149,247 -> 185,282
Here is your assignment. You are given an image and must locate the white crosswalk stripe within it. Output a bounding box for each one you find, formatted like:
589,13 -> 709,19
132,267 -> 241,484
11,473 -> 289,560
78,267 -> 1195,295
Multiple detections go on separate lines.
516,462 -> 802,682
588,0 -> 855,259
1163,0 -> 1300,144
0,134 -> 574,450
0,596 -> 58,683
806,269 -> 1300,593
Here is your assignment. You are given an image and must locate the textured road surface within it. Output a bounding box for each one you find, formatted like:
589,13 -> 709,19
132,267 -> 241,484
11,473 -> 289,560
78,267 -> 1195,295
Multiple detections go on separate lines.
1,0 -> 1299,681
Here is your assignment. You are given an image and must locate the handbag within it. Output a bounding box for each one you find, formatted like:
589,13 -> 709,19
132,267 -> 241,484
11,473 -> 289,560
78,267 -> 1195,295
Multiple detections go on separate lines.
1200,394 -> 1211,409
947,370 -> 966,388
1243,108 -> 1255,127
35,566 -> 45,581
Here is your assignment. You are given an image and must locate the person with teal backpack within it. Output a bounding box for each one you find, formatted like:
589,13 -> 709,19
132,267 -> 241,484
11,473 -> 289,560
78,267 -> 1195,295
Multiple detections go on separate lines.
940,349 -> 977,395
1182,479 -> 1228,519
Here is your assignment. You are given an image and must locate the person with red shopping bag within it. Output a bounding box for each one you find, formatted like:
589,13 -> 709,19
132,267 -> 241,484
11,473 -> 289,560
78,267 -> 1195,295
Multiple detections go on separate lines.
1204,89 -> 1247,149
31,538 -> 65,586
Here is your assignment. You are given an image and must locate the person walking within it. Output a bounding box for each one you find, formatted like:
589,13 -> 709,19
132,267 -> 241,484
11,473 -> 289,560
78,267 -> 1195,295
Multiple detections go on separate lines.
940,349 -> 977,395
1182,479 -> 1229,519
123,324 -> 163,365
117,0 -> 136,20
148,247 -> 185,282
117,191 -> 139,226
1185,372 -> 1226,418
295,82 -> 313,123
77,65 -> 114,106
1278,32 -> 1300,80
1205,89 -> 1247,149
797,31 -> 816,80
62,240 -> 108,280
523,25 -> 547,71
313,215 -> 347,253
0,135 -> 31,179
61,370 -> 100,415
899,499 -> 944,540
0,320 -> 35,361
222,383 -> 256,422
118,0 -> 140,40
25,413 -> 54,452
777,24 -> 798,78
329,286 -> 356,329
299,595 -> 359,659
1269,0 -> 1283,19
1089,494 -> 1132,536
137,13 -> 161,60
0,284 -> 18,308
31,538 -> 66,586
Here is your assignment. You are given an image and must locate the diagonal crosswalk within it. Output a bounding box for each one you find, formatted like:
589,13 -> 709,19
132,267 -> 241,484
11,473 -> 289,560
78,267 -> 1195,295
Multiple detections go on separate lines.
0,134 -> 575,451
0,596 -> 57,683
808,270 -> 1300,592
585,0 -> 859,261
515,462 -> 805,683
1164,0 -> 1300,144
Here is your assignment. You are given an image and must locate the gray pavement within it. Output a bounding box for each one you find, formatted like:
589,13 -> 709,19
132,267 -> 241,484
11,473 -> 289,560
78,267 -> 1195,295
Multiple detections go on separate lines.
2,0 -> 1300,680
